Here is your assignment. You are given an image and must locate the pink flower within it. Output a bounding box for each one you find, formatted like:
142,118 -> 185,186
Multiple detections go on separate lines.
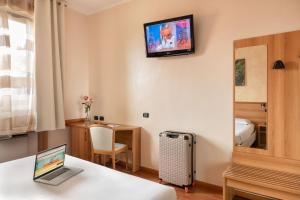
83,96 -> 89,101
81,95 -> 94,116
81,95 -> 94,105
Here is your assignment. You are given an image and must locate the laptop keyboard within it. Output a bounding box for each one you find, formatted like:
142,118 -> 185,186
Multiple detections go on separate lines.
41,168 -> 70,181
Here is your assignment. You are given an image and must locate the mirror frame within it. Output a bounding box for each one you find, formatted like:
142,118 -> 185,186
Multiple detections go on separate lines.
233,37 -> 272,156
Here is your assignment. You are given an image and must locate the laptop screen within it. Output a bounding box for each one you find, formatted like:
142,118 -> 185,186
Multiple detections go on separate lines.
34,145 -> 66,179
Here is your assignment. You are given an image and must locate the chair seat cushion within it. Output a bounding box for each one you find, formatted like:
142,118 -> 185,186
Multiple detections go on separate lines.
115,143 -> 127,151
94,143 -> 127,152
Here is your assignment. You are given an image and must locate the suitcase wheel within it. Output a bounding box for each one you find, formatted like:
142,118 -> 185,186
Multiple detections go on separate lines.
192,182 -> 196,187
184,186 -> 190,193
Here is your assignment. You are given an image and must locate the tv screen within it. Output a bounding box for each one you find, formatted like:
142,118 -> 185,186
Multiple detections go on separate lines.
144,15 -> 195,57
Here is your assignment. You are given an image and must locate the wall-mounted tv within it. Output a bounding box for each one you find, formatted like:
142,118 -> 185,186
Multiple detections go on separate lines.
143,15 -> 195,57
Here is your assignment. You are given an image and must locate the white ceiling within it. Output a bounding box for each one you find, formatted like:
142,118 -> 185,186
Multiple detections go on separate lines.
68,0 -> 132,15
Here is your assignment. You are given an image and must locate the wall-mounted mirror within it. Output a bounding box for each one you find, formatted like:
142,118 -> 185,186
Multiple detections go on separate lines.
234,45 -> 268,149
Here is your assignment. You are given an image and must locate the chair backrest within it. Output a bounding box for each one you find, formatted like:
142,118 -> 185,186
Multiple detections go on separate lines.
90,127 -> 113,151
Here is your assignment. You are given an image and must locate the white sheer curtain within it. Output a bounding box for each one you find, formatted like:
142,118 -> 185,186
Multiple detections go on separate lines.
0,11 -> 35,137
35,0 -> 66,132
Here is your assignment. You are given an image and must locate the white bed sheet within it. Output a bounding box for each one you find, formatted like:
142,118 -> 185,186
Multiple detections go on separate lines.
238,131 -> 256,147
235,122 -> 255,145
0,155 -> 176,200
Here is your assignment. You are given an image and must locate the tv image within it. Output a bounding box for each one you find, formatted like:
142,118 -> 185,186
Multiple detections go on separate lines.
144,15 -> 195,57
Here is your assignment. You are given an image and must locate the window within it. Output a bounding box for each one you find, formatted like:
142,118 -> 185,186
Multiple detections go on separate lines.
0,11 -> 35,136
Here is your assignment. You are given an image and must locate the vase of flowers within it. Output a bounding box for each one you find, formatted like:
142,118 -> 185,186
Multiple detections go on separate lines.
81,95 -> 94,123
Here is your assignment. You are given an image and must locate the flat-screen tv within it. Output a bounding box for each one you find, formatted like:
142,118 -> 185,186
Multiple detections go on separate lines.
143,15 -> 195,57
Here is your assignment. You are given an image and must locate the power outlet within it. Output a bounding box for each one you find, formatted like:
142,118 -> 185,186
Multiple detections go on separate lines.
94,115 -> 104,121
143,113 -> 150,118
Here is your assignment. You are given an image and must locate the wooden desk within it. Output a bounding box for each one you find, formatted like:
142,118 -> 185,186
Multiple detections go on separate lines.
66,119 -> 141,172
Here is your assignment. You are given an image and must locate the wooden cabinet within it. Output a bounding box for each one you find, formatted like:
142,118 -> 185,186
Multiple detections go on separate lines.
224,29 -> 300,200
232,29 -> 300,169
70,127 -> 91,161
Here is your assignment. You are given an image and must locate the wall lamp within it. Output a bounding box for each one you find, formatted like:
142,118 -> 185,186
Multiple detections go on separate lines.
273,60 -> 285,69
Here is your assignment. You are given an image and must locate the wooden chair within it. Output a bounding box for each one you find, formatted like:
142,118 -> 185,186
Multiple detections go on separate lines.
90,126 -> 128,170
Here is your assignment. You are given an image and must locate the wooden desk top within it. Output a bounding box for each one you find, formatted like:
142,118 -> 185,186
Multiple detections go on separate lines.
65,119 -> 141,131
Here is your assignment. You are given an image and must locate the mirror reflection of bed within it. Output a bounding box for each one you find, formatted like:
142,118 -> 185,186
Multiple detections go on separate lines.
235,118 -> 256,147
234,102 -> 267,149
234,45 -> 268,149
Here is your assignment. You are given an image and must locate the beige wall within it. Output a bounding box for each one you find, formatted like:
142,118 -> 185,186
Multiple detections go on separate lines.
235,45 -> 267,102
48,8 -> 91,149
87,0 -> 300,186
64,8 -> 90,120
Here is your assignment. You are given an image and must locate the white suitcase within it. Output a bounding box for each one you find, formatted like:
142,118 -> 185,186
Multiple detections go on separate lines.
159,131 -> 196,191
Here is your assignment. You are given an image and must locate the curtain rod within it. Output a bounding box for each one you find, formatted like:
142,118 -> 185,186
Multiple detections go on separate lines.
0,6 -> 33,19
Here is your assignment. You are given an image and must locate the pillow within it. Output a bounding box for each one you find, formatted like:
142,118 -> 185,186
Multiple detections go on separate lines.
235,118 -> 251,125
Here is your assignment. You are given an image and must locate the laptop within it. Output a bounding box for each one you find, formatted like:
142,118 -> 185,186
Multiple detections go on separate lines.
33,144 -> 83,186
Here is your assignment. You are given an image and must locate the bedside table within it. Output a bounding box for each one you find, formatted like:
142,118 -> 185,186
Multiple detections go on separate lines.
257,123 -> 267,148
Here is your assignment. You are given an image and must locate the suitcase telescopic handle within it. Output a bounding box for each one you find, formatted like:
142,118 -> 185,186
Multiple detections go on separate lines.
166,133 -> 179,138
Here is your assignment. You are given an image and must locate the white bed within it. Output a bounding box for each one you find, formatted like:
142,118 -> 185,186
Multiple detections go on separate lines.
235,118 -> 256,147
0,155 -> 176,200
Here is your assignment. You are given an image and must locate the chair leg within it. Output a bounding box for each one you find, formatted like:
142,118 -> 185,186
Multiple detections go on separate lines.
99,155 -> 102,165
112,154 -> 116,169
97,155 -> 100,164
91,153 -> 95,163
100,155 -> 104,165
125,150 -> 128,171
103,155 -> 106,166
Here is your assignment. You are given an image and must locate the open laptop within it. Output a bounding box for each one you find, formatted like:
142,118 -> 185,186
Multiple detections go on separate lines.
33,144 -> 83,186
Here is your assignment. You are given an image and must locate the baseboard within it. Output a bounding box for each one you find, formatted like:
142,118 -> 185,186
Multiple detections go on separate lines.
194,180 -> 223,192
139,166 -> 222,192
139,166 -> 159,175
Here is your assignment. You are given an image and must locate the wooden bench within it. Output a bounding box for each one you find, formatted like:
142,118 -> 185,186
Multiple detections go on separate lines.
223,164 -> 300,200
